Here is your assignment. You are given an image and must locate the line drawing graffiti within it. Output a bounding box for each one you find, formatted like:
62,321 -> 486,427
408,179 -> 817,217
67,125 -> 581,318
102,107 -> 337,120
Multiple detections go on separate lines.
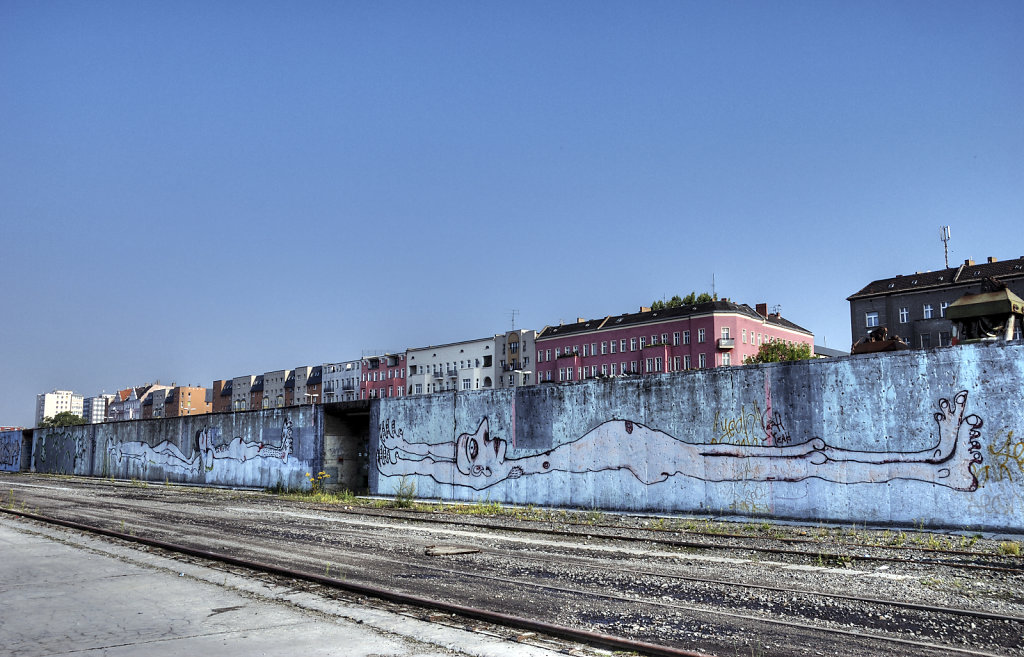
377,391 -> 983,492
107,419 -> 294,474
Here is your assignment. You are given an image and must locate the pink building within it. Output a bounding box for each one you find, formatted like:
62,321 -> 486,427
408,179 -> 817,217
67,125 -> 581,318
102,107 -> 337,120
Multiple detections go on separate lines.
534,301 -> 813,383
361,353 -> 406,400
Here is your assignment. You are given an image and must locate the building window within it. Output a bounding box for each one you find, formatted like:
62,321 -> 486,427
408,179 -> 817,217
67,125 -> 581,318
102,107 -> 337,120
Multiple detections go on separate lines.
555,347 -> 560,357
697,328 -> 706,343
722,352 -> 731,366
673,332 -> 680,346
742,329 -> 747,344
661,333 -> 669,345
645,358 -> 654,372
923,305 -> 933,320
721,327 -> 730,340
899,307 -> 909,323
654,357 -> 662,371
682,331 -> 690,345
630,338 -> 637,351
866,312 -> 879,327
591,343 -> 597,356
601,341 -> 608,355
621,361 -> 627,373
683,354 -> 691,369
462,379 -> 471,390
940,302 -> 949,318
610,340 -> 616,354
938,331 -> 951,347
620,339 -> 627,352
698,353 -> 706,368
639,336 -> 646,349
601,364 -> 607,375
920,333 -> 932,348
582,344 -> 588,357
414,384 -> 423,394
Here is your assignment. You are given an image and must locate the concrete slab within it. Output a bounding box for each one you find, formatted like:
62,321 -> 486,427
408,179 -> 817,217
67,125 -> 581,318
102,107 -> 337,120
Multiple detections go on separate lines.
0,516 -> 564,657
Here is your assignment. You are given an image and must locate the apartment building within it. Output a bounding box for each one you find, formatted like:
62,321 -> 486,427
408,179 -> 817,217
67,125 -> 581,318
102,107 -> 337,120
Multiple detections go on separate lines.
322,360 -> 362,402
231,375 -> 256,411
495,329 -> 537,389
82,394 -> 114,424
406,339 -> 495,396
534,300 -> 813,383
164,386 -> 211,417
211,379 -> 233,414
35,389 -> 84,426
262,370 -> 291,409
108,384 -> 170,421
362,354 -> 405,399
848,256 -> 1024,349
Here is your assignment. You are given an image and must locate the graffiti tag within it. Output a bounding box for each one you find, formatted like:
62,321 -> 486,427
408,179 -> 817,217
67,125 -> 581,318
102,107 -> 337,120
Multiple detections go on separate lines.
974,430 -> 1023,487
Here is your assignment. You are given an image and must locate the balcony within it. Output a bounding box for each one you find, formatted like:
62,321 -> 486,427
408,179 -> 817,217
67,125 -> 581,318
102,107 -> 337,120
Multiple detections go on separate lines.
718,338 -> 735,349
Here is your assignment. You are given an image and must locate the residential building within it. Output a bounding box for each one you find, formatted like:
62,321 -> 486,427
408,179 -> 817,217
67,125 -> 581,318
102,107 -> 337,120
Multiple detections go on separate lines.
35,389 -> 84,426
286,366 -> 314,406
108,384 -> 170,421
406,339 -> 495,396
534,300 -> 813,383
82,394 -> 114,424
322,360 -> 362,402
847,256 -> 1024,349
262,370 -> 291,409
496,329 -> 537,388
305,366 -> 323,405
231,375 -> 256,411
211,379 -> 233,414
164,386 -> 211,417
362,353 -> 405,399
249,375 -> 265,410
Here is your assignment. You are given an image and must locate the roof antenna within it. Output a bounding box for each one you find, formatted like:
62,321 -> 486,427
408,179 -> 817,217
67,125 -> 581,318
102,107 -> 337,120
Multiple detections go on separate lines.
509,309 -> 519,331
940,225 -> 951,268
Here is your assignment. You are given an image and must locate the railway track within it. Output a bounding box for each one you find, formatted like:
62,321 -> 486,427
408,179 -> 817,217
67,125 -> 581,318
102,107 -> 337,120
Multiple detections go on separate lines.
4,474 -> 1023,657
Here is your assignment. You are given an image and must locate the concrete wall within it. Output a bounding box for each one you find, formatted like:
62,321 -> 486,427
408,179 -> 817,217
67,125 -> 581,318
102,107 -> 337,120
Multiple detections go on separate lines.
372,341 -> 1024,531
1,430 -> 30,473
31,407 -> 322,489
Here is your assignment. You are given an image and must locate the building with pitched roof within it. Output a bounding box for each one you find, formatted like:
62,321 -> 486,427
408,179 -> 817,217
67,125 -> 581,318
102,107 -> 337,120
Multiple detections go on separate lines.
534,300 -> 813,383
847,255 -> 1024,349
361,354 -> 405,400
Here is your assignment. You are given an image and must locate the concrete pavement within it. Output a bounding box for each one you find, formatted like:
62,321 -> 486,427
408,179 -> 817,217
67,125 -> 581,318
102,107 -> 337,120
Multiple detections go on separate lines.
0,515 -> 565,657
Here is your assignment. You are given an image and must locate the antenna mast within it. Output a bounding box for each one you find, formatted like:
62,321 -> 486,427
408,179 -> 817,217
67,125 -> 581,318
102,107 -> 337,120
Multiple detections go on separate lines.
509,309 -> 519,331
940,225 -> 951,268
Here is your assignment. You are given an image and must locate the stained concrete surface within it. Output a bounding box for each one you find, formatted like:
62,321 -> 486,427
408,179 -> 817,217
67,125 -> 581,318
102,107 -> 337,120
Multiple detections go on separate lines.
0,516 -> 560,657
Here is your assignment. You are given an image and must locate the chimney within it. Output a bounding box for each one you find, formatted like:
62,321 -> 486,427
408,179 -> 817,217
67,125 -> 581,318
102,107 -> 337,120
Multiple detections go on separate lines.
639,306 -> 651,313
577,317 -> 586,323
756,303 -> 767,317
964,258 -> 975,266
987,256 -> 998,263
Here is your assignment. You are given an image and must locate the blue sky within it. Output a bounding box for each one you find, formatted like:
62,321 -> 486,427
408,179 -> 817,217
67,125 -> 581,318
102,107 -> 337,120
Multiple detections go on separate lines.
2,1 -> 1021,427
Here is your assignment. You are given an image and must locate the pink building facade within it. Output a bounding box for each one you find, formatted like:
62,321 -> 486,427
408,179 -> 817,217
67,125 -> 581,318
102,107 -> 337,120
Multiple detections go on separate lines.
361,353 -> 406,400
534,301 -> 813,383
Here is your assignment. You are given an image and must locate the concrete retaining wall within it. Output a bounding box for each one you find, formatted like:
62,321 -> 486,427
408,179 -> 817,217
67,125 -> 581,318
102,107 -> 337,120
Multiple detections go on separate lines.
31,407 -> 321,489
1,430 -> 29,473
371,342 -> 1024,531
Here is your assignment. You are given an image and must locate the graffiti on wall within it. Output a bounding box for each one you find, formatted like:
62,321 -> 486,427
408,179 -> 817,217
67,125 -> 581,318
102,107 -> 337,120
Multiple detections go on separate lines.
974,429 -> 1023,486
711,401 -> 792,447
107,419 -> 295,475
37,430 -> 89,474
0,434 -> 20,471
377,391 -> 983,492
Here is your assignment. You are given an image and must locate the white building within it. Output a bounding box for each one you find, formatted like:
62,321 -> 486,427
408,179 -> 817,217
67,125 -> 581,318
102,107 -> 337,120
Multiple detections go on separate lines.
495,329 -> 537,389
323,360 -> 361,402
82,394 -> 114,424
35,390 -> 84,426
406,337 -> 497,396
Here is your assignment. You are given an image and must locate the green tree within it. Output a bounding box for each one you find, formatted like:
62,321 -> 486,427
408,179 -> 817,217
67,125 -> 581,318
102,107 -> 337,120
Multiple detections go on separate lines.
651,291 -> 717,311
38,411 -> 87,428
744,341 -> 813,364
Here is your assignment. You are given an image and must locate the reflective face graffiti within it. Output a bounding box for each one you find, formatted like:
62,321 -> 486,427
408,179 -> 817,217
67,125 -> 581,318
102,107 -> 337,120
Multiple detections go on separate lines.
456,419 -> 508,477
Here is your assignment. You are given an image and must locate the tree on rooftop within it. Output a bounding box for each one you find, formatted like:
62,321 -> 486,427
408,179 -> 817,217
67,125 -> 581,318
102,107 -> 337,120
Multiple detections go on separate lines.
651,291 -> 717,311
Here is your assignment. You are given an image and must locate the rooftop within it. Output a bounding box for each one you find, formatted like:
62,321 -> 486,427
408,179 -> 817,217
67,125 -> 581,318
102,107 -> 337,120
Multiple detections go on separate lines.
848,256 -> 1024,300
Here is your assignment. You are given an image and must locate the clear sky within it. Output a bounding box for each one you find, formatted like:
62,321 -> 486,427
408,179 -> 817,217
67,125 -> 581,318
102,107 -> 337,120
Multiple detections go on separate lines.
2,1 -> 1021,427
